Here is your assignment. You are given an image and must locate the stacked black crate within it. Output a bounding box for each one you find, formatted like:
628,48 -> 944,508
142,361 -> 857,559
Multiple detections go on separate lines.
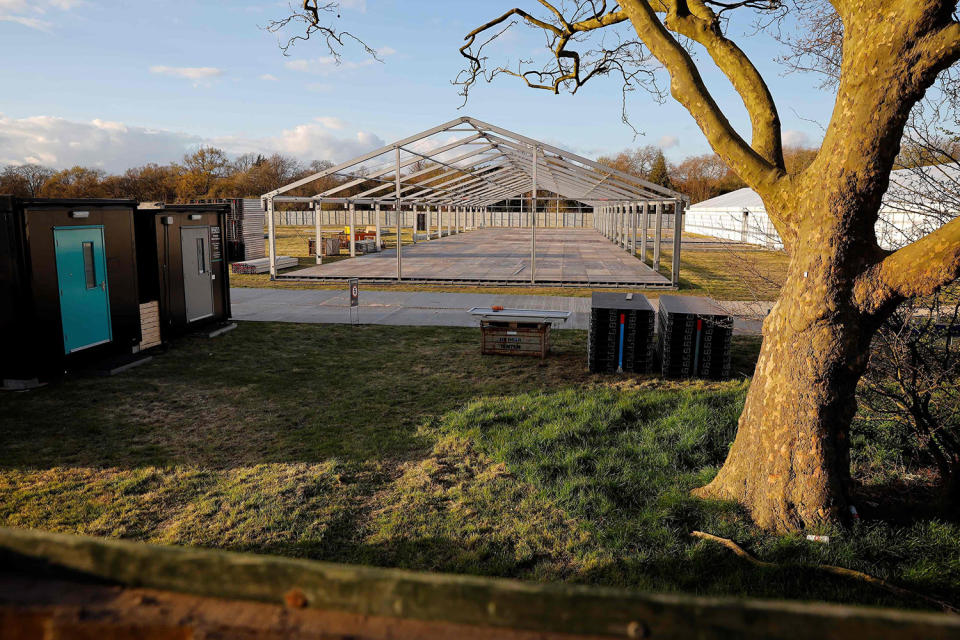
656,295 -> 733,379
588,292 -> 655,373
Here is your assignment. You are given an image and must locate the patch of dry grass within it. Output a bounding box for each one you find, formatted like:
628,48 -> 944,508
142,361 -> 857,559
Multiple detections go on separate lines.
4,324 -> 955,610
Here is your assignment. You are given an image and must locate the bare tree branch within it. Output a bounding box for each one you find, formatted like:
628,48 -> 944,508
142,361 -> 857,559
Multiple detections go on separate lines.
265,1 -> 378,59
457,0 -> 787,193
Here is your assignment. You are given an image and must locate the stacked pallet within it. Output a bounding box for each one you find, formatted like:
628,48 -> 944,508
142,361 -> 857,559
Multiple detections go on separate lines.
137,301 -> 162,351
230,256 -> 299,274
656,295 -> 733,379
588,292 -> 655,373
240,199 -> 266,260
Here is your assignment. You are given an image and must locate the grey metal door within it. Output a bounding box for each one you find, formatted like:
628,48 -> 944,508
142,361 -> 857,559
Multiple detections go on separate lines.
181,226 -> 214,322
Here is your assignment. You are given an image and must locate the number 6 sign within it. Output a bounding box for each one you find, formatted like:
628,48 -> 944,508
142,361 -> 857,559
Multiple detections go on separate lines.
349,278 -> 359,308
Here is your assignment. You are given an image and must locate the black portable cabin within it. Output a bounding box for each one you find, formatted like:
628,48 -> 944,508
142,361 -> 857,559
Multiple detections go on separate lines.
134,203 -> 231,340
0,197 -> 143,383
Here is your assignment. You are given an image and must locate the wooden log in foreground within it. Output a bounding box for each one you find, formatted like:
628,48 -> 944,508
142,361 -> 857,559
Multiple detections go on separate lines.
0,526 -> 958,640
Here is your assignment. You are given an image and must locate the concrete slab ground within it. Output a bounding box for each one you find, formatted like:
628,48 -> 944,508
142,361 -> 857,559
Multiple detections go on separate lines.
230,288 -> 767,334
278,228 -> 671,287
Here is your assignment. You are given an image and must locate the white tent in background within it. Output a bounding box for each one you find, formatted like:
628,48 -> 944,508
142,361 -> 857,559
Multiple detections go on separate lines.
685,165 -> 960,250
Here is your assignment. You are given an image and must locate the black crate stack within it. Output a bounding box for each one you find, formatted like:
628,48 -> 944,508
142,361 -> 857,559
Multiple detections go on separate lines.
656,295 -> 733,379
588,292 -> 655,373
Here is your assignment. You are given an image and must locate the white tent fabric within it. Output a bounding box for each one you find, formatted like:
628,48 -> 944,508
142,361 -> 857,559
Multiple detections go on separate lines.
685,165 -> 960,250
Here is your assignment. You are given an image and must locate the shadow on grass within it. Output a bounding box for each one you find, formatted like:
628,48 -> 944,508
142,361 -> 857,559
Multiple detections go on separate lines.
6,323 -> 956,610
0,323 -> 595,471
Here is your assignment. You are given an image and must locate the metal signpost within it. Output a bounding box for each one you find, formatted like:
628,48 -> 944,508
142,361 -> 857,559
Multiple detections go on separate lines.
348,277 -> 359,325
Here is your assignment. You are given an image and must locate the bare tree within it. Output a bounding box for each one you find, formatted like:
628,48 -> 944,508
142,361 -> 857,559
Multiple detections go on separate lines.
458,1 -> 960,531
597,145 -> 661,177
860,286 -> 960,503
671,152 -> 743,203
1,164 -> 54,197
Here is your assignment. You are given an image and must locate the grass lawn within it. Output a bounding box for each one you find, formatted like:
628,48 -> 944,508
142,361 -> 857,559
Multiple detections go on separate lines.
231,226 -> 790,300
643,245 -> 789,300
1,324 -> 956,611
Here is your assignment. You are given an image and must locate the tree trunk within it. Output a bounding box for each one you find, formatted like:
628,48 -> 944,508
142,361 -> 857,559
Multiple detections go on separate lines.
694,226 -> 880,531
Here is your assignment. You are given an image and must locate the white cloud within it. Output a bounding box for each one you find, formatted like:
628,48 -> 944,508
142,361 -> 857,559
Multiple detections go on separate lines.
259,73 -> 278,81
0,14 -> 50,29
0,114 -> 202,170
658,135 -> 679,149
315,116 -> 346,130
150,65 -> 224,86
783,129 -> 811,148
216,123 -> 385,162
0,113 -> 386,171
0,0 -> 81,30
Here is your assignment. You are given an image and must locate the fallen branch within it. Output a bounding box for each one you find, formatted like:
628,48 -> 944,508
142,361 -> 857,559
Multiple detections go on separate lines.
690,530 -> 959,614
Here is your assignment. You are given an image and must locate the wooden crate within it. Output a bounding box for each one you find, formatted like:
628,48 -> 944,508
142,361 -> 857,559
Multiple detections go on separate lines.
480,320 -> 551,358
308,237 -> 342,257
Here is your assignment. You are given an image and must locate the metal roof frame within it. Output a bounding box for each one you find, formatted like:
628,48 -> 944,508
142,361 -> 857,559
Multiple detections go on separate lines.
262,117 -> 687,207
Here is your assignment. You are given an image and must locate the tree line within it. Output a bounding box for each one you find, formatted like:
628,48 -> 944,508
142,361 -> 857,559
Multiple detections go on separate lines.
597,145 -> 819,203
0,148 -> 339,202
1,144 -> 820,206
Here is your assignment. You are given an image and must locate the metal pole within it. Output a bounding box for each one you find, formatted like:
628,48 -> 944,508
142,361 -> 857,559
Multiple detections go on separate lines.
672,200 -> 684,286
616,204 -> 621,246
267,196 -> 277,279
375,203 -> 381,252
411,204 -> 417,244
653,201 -> 664,273
314,199 -> 322,264
531,145 -> 537,284
641,201 -> 649,263
631,202 -> 638,256
395,147 -> 402,281
620,204 -> 626,249
349,202 -> 357,257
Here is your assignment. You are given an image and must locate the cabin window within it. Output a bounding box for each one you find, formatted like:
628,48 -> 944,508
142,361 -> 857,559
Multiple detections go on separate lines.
82,242 -> 96,289
196,238 -> 206,274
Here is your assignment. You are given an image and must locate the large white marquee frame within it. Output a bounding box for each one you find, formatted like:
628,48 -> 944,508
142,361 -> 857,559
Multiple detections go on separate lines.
262,116 -> 689,285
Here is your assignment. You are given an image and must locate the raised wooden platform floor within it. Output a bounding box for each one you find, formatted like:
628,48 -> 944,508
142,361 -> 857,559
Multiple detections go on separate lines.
278,228 -> 672,287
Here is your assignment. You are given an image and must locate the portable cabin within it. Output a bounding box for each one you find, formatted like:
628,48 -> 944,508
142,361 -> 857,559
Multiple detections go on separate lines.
134,203 -> 231,340
0,197 -> 143,383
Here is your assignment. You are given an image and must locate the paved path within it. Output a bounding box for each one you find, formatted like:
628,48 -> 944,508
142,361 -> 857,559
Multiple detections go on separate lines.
231,288 -> 769,334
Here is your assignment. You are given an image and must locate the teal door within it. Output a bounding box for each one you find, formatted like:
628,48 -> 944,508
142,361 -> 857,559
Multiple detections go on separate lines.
54,226 -> 113,353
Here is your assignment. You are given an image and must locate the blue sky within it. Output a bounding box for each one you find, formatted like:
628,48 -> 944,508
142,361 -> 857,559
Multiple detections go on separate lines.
0,1 -> 835,171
